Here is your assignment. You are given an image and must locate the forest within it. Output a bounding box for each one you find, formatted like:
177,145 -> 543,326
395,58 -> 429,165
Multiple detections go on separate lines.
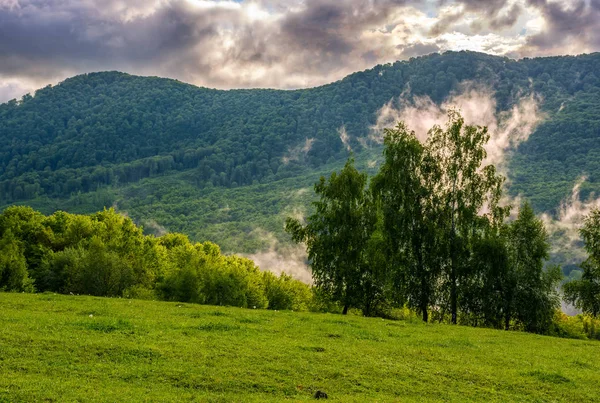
1,51 -> 600,214
286,111 -> 568,333
285,111 -> 599,337
2,111 -> 600,341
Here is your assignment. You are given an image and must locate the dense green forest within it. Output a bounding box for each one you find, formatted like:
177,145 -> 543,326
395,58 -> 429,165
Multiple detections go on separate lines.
3,110 -> 600,340
1,51 -> 600,260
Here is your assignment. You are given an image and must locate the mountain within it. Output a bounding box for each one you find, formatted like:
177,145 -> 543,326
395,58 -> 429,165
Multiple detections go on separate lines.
1,51 -> 600,259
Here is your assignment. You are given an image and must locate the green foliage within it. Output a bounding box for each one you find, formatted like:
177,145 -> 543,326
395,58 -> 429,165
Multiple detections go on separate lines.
462,228 -> 513,329
550,311 -> 600,340
508,203 -> 562,333
263,272 -> 313,311
2,51 -> 600,258
0,230 -> 34,292
371,122 -> 439,321
427,111 -> 507,324
0,206 -> 312,311
563,208 -> 600,317
286,159 -> 380,315
288,112 -> 562,336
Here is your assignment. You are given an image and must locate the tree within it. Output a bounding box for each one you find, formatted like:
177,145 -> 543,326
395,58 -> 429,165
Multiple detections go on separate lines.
0,230 -> 35,292
564,208 -> 600,317
508,202 -> 562,333
426,111 -> 505,324
360,200 -> 390,317
371,123 -> 439,322
285,159 -> 374,315
463,223 -> 513,329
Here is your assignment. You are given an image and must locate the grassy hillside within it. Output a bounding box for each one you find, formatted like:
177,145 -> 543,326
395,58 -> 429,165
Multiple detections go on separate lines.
1,292 -> 599,402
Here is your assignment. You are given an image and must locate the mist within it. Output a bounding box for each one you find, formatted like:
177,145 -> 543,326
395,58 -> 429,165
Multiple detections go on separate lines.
282,138 -> 314,164
372,83 -> 542,176
542,176 -> 600,262
241,229 -> 311,284
337,125 -> 352,152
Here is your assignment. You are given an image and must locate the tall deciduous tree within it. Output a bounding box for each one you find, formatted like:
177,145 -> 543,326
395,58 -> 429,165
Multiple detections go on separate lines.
462,224 -> 513,329
427,111 -> 505,324
508,202 -> 562,333
285,159 -> 374,315
371,123 -> 439,322
564,208 -> 600,317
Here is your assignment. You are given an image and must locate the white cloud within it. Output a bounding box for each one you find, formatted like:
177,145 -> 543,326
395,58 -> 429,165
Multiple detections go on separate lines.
0,79 -> 35,102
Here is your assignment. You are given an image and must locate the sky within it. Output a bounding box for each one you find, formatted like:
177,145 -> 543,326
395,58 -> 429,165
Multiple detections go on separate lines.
1,0 -> 599,102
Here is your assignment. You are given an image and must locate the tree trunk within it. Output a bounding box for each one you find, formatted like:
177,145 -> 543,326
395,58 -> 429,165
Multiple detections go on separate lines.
450,265 -> 457,324
363,298 -> 371,317
504,292 -> 511,330
450,177 -> 458,325
417,247 -> 428,323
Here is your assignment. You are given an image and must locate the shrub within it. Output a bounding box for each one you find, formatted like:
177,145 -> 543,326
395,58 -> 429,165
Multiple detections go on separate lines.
263,272 -> 312,311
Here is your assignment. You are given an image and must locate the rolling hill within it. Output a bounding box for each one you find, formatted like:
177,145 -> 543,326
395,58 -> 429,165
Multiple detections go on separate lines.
1,50 -> 600,262
1,292 -> 598,402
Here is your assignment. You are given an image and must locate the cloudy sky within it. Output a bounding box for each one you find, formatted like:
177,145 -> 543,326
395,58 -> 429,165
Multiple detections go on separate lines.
1,0 -> 599,102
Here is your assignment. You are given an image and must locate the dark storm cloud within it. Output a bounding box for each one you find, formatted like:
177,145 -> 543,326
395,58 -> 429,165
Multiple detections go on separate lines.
0,0 -> 421,91
271,0 -> 416,76
431,0 -> 523,35
0,0 -> 236,80
524,0 -> 600,52
1,0 -> 600,103
279,0 -> 411,53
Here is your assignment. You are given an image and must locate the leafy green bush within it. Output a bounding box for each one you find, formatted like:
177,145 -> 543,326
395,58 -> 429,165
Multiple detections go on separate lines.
263,272 -> 312,311
0,230 -> 34,292
550,311 -> 600,340
0,206 -> 311,312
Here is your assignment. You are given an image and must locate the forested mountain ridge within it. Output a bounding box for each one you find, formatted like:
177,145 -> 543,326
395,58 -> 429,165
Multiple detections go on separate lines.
1,51 -> 600,252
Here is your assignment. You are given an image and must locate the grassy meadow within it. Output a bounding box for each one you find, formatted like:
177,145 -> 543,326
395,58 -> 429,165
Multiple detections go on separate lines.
1,292 -> 599,402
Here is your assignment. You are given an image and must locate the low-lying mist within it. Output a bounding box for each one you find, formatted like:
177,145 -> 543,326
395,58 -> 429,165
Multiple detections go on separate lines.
542,177 -> 600,264
241,228 -> 311,283
371,83 -> 542,176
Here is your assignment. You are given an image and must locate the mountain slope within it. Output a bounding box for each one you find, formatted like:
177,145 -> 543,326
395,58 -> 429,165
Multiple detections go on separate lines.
1,51 -> 600,254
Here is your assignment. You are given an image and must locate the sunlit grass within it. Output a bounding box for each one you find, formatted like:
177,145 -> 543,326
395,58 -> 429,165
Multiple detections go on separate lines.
1,292 -> 598,402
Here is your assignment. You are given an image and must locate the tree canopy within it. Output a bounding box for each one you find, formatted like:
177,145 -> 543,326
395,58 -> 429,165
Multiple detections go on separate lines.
0,206 -> 312,312
564,208 -> 600,317
287,112 -> 563,335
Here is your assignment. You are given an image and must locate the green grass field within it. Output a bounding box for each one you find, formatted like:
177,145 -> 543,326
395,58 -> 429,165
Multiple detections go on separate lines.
1,293 -> 599,402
